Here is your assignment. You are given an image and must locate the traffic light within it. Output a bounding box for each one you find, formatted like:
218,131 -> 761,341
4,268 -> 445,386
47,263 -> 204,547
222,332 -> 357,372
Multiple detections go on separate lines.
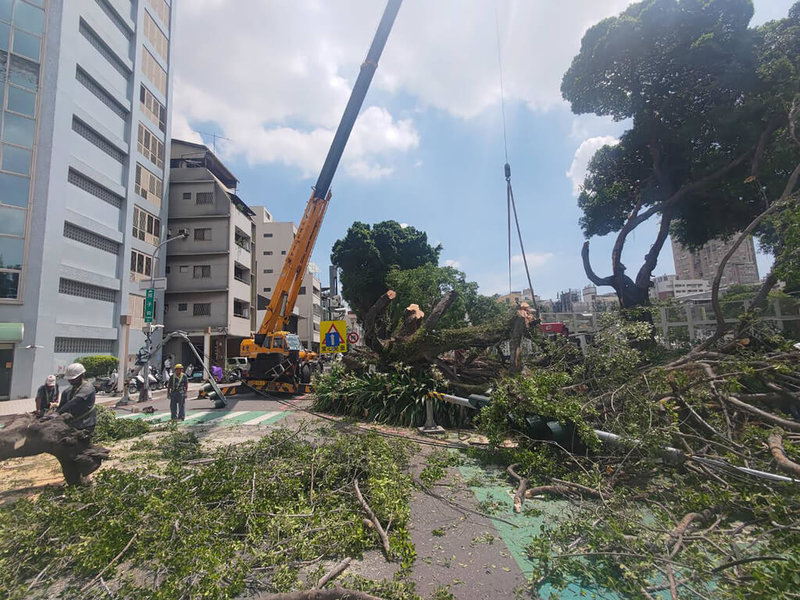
200,381 -> 226,409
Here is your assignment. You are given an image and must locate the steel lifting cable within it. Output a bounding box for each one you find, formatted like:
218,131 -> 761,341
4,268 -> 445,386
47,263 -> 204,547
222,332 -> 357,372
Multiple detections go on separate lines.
494,1 -> 538,311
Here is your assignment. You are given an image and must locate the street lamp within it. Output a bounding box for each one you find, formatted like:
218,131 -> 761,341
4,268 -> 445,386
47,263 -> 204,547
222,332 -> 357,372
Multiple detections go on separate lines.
137,229 -> 189,403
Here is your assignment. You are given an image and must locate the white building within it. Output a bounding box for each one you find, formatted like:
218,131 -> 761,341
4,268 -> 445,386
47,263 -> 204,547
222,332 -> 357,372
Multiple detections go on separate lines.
651,275 -> 711,300
251,207 -> 322,352
0,0 -> 175,399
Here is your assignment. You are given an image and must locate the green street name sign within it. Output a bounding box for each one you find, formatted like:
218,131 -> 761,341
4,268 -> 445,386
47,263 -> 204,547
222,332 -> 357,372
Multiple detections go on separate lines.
144,288 -> 155,323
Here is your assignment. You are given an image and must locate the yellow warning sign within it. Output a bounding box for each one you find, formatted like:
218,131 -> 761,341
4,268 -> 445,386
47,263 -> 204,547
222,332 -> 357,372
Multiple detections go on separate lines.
320,320 -> 347,354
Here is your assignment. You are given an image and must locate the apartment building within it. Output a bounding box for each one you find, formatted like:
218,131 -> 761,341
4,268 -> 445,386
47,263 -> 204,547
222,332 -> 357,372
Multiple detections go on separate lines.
672,236 -> 760,288
0,0 -> 175,399
651,274 -> 711,300
163,139 -> 256,366
251,206 -> 322,353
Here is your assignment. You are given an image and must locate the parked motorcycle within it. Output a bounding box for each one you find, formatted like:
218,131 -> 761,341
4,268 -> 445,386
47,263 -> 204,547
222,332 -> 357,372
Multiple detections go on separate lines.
127,366 -> 165,394
93,369 -> 118,394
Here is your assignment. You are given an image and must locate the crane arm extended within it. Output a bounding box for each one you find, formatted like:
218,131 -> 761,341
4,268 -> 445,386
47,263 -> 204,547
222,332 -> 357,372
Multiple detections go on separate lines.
255,0 -> 403,343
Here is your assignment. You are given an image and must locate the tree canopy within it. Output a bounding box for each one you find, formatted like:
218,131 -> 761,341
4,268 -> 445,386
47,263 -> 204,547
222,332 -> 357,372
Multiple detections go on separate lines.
385,264 -> 505,330
562,0 -> 800,307
330,220 -> 441,319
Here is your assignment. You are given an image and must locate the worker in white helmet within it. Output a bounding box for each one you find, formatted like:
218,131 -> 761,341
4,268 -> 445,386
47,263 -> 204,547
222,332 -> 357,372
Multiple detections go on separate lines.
56,363 -> 97,436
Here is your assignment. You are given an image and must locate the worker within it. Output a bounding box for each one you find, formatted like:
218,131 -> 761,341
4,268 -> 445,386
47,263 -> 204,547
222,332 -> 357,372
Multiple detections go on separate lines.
57,363 -> 97,437
167,363 -> 189,421
34,374 -> 59,417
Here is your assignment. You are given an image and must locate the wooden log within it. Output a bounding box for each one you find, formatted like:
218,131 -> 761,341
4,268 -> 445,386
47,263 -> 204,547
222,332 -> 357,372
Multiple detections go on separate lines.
421,290 -> 458,332
0,413 -> 110,486
395,303 -> 424,339
362,290 -> 396,354
768,430 -> 800,477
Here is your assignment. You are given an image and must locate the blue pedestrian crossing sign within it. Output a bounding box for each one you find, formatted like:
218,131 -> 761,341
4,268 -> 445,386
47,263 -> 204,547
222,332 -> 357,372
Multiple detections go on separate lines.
320,320 -> 347,354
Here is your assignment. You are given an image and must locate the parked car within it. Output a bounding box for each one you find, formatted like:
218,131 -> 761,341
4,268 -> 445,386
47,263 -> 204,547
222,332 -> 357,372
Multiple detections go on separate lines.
225,357 -> 250,379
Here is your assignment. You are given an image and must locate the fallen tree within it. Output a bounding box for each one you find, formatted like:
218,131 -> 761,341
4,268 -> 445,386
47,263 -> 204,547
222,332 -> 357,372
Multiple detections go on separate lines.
0,413 -> 109,486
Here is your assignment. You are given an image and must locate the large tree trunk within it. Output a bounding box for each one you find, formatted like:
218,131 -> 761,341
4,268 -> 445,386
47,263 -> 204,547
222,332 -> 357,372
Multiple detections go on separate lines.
0,413 -> 110,485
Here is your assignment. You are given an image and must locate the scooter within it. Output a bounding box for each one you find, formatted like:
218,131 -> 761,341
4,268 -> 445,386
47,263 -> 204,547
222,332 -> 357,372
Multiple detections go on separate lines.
93,369 -> 118,394
127,366 -> 165,394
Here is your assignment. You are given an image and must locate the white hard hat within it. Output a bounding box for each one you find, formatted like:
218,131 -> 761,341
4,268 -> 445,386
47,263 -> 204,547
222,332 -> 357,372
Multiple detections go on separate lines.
65,363 -> 86,380
46,375 -> 56,386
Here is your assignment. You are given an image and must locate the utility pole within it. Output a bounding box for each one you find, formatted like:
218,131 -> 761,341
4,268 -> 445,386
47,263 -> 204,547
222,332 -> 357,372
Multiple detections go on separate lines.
138,229 -> 189,403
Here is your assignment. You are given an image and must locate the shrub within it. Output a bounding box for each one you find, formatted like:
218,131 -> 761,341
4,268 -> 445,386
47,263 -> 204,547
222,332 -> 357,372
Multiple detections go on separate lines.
94,406 -> 152,442
75,355 -> 119,378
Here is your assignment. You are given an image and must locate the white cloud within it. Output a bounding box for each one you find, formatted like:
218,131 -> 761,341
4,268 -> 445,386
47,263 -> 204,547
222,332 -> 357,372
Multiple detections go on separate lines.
171,0 -> 635,178
511,252 -> 554,268
566,136 -> 620,196
444,259 -> 461,269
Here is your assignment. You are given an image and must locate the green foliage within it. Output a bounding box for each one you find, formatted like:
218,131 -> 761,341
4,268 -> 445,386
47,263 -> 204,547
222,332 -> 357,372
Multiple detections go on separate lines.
419,449 -> 463,486
0,428 -> 416,599
313,364 -> 469,428
93,406 -> 152,443
157,430 -> 201,461
74,355 -> 118,378
386,264 -> 505,329
330,220 -> 441,319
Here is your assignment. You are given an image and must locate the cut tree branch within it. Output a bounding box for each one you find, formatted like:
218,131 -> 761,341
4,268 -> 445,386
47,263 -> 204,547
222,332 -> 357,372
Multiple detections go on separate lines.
353,478 -> 392,560
768,430 -> 800,477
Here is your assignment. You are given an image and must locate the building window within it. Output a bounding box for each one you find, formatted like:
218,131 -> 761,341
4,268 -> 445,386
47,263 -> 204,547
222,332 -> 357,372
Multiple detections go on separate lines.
54,337 -> 114,354
137,123 -> 164,168
193,303 -> 210,316
135,163 -> 163,207
130,249 -> 155,279
147,0 -> 171,28
264,287 -> 271,293
193,265 -> 211,278
140,85 -> 166,133
178,303 -> 187,311
299,286 -> 306,295
182,192 -> 191,200
179,265 -> 188,273
141,47 -> 167,96
63,222 -> 119,254
263,269 -> 273,274
67,169 -> 123,208
281,250 -> 286,255
263,250 -> 273,256
233,299 -> 249,319
59,278 -> 117,303
263,233 -> 273,238
194,228 -> 212,241
133,206 -> 161,245
143,11 -> 168,60
195,192 -> 213,205
165,266 -> 170,274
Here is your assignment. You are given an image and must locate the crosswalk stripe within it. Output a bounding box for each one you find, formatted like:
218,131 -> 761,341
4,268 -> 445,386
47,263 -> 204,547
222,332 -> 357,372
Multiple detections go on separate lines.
219,411 -> 247,420
181,411 -> 212,422
241,411 -> 281,425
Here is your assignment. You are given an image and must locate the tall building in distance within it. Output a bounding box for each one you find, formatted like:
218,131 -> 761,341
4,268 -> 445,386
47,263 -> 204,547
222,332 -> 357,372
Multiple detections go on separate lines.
671,236 -> 760,289
0,0 -> 175,399
251,207 -> 322,353
164,139 -> 256,367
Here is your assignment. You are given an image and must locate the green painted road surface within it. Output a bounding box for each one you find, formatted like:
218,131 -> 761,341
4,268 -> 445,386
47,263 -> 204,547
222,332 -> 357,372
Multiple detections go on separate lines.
116,409 -> 290,428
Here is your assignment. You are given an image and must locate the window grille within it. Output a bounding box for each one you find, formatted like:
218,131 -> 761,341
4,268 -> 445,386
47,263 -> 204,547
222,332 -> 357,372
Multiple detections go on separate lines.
196,192 -> 213,205
182,192 -> 191,199
137,123 -> 164,168
59,278 -> 117,302
79,20 -> 130,78
141,48 -> 167,96
95,0 -> 132,39
63,222 -> 119,254
54,337 -> 114,354
76,67 -> 128,118
178,303 -> 187,311
193,265 -> 211,278
72,118 -> 125,162
67,169 -> 123,208
132,206 -> 161,244
194,228 -> 211,241
143,11 -> 168,60
135,163 -> 163,207
263,233 -> 273,238
193,303 -> 211,316
140,85 -> 166,132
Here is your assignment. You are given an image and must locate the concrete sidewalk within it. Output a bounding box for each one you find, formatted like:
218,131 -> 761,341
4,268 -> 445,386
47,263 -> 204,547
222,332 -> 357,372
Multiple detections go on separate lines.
0,382 -> 207,417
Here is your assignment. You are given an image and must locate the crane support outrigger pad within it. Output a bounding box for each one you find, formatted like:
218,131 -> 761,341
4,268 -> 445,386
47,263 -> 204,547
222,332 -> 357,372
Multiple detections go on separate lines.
239,0 -> 404,397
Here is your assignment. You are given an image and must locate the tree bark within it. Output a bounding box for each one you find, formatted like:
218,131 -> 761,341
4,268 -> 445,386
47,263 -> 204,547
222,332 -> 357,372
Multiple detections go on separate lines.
768,430 -> 800,477
362,291 -> 396,354
0,413 -> 110,485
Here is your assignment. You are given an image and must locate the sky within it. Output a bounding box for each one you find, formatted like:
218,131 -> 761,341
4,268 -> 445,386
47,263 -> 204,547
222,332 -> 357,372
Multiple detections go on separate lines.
170,0 -> 796,301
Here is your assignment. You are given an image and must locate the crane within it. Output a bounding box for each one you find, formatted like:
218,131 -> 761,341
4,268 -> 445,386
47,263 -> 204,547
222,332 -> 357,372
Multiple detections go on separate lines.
207,0 -> 404,401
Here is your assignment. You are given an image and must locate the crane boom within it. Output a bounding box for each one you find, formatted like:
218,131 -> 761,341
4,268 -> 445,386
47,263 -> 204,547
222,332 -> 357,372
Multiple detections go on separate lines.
252,0 -> 403,348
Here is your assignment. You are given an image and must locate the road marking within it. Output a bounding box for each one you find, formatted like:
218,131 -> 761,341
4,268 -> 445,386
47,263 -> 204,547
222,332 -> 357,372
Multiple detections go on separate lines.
181,411 -> 213,422
241,411 -> 281,425
219,411 -> 248,420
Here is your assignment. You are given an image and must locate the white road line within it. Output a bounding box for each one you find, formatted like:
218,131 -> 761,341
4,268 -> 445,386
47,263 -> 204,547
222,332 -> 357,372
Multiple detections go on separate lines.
142,412 -> 169,421
242,411 -> 281,425
183,411 -> 212,422
219,411 -> 248,421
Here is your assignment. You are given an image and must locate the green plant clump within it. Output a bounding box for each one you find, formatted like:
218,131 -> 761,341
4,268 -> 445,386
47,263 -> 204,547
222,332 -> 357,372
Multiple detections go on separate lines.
74,355 -> 119,379
93,406 -> 152,443
0,428 -> 416,599
314,364 -> 467,428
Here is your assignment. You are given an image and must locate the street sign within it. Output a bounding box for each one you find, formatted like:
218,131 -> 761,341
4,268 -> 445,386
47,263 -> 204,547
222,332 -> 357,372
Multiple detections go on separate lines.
144,288 -> 155,323
139,277 -> 167,291
347,331 -> 359,344
320,320 -> 347,354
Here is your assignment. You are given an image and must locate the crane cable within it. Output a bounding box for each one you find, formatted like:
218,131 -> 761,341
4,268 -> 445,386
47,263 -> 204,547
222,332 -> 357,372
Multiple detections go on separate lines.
494,2 -> 538,311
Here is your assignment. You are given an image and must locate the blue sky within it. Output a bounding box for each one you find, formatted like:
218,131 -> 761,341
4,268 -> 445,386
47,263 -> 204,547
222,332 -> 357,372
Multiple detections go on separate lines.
171,0 -> 794,300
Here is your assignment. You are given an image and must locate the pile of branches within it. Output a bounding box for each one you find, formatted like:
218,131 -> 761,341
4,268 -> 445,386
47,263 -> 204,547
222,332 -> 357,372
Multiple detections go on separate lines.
0,427 -> 420,600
